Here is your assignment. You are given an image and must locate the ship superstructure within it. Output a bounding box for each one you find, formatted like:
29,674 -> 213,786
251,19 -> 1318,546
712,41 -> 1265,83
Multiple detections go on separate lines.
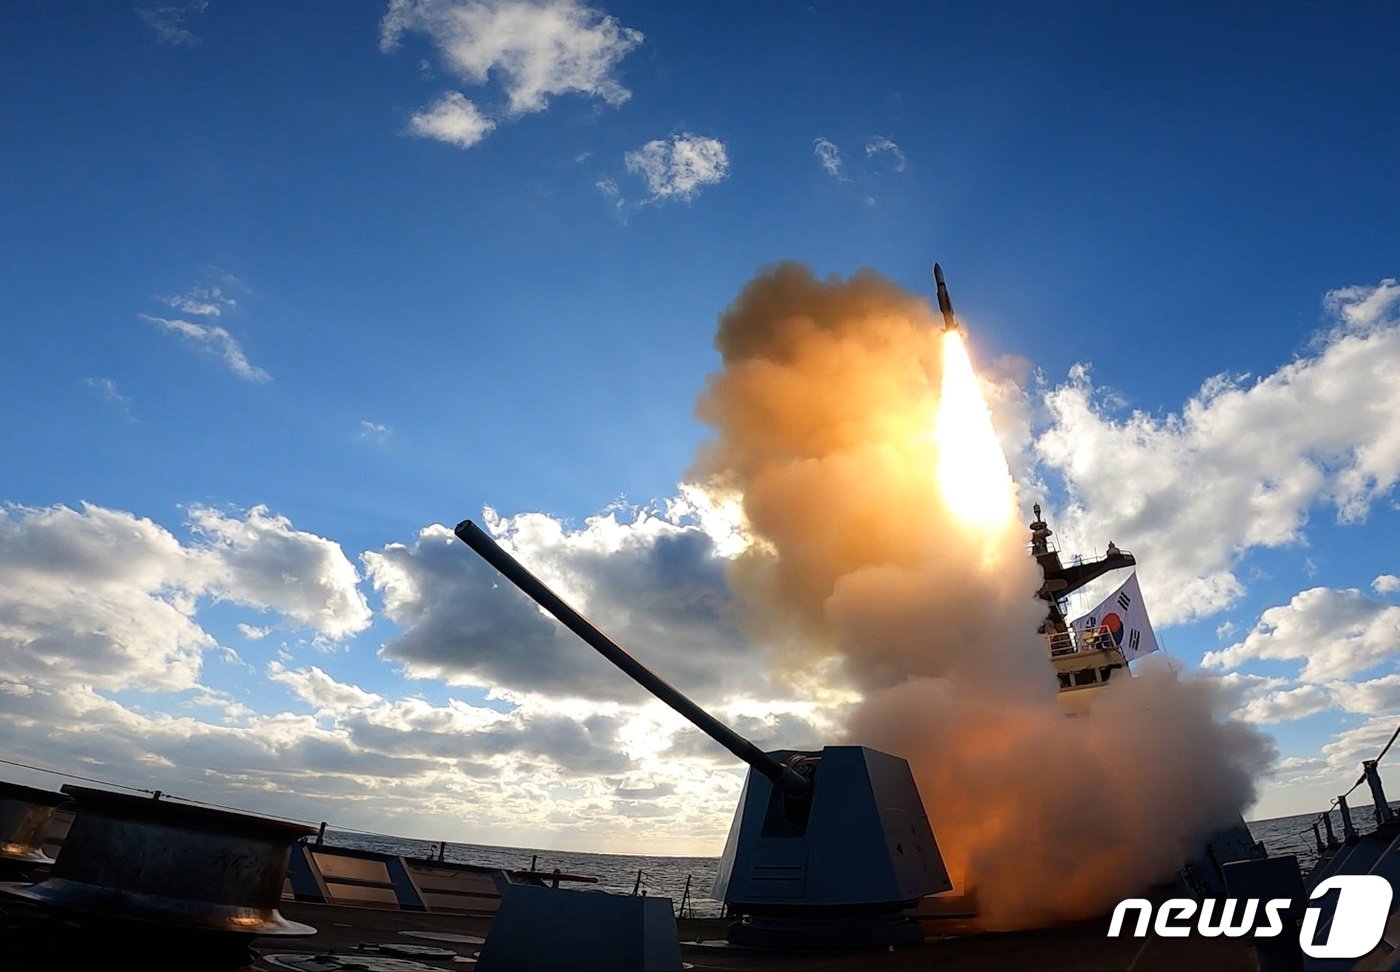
1028,503 -> 1138,699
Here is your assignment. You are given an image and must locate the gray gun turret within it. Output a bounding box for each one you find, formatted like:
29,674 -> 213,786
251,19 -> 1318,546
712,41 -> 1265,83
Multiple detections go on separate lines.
455,519 -> 950,948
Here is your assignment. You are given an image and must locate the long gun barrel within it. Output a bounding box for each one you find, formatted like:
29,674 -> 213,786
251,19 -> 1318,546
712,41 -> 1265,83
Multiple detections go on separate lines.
454,520 -> 811,799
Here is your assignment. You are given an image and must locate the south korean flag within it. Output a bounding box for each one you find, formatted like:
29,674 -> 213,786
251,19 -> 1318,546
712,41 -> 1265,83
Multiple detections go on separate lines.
1070,571 -> 1160,663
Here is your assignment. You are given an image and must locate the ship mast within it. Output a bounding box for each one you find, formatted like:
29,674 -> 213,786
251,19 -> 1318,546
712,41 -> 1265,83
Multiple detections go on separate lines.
1030,503 -> 1137,696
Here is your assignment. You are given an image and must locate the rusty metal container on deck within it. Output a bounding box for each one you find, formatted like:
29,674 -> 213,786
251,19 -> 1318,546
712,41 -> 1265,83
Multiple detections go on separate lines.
2,784 -> 316,935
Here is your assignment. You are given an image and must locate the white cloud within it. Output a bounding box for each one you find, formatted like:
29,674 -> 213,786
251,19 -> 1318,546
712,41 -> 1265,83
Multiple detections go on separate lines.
86,377 -> 133,418
183,688 -> 255,723
236,623 -> 271,640
624,134 -> 729,202
359,420 -> 392,442
1239,684 -> 1333,724
1215,620 -> 1237,639
0,502 -> 371,695
1318,716 -> 1400,779
1374,574 -> 1400,594
364,502 -> 777,703
663,482 -> 751,559
813,137 -> 842,177
406,91 -> 497,148
1213,671 -> 1330,724
0,662 -> 749,853
1215,671 -> 1289,706
1202,586 -> 1400,682
0,682 -> 436,811
1036,279 -> 1400,624
142,314 -> 270,382
268,661 -> 383,712
1273,754 -> 1327,774
0,504 -> 215,691
1325,278 -> 1400,332
161,284 -> 234,317
381,0 -> 643,147
865,135 -> 906,172
0,496 -> 826,854
136,1 -> 209,47
188,505 -> 373,640
592,175 -> 629,219
1331,673 -> 1400,715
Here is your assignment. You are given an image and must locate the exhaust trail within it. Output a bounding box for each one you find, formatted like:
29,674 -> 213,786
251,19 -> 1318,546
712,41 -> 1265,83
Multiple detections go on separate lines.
691,261 -> 1274,928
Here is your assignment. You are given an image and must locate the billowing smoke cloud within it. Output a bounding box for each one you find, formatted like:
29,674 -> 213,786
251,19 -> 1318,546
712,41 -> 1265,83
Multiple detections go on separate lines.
692,262 -> 1273,928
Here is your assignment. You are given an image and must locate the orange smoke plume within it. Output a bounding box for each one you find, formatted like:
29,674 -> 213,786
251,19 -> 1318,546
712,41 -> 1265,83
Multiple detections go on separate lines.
693,262 -> 1273,928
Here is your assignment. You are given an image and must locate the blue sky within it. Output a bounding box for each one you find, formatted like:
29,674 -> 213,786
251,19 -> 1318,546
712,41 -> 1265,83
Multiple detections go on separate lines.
3,1 -> 1400,858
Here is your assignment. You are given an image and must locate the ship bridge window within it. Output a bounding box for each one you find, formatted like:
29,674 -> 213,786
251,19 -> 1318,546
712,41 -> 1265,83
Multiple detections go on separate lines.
1057,672 -> 1072,689
1072,668 -> 1098,687
1099,666 -> 1118,683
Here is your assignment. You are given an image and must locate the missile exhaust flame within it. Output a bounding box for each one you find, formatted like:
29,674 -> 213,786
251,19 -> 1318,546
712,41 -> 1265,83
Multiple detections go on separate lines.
936,329 -> 1015,533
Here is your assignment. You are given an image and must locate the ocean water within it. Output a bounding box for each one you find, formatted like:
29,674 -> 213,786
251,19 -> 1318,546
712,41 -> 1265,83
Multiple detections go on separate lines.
332,802 -> 1400,919
1246,802 -> 1400,875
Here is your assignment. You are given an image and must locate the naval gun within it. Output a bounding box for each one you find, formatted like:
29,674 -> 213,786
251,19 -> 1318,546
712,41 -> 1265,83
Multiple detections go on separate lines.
455,519 -> 951,947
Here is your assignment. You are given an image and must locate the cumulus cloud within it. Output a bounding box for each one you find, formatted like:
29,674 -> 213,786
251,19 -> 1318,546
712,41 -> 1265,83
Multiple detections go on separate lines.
406,90 -> 496,148
381,0 -> 643,148
0,681 -> 435,809
1215,671 -> 1288,707
664,705 -> 836,764
1037,279 -> 1400,624
142,314 -> 269,381
865,135 -> 906,172
348,702 -> 631,775
1320,716 -> 1400,779
0,646 -> 756,854
624,134 -> 729,202
1375,574 -> 1400,594
136,0 -> 209,46
187,505 -> 373,639
1325,278 -> 1400,332
0,502 -> 371,695
268,661 -> 383,712
1203,586 -> 1400,682
1331,674 -> 1400,715
1234,711 -> 1400,812
1237,683 -> 1332,724
0,504 -> 215,692
364,505 -> 770,703
813,137 -> 842,177
1,500 -> 702,846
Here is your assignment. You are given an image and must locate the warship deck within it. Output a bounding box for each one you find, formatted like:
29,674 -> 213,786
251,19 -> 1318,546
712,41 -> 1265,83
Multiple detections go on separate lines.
0,890 -> 1258,970
245,902 -> 1258,971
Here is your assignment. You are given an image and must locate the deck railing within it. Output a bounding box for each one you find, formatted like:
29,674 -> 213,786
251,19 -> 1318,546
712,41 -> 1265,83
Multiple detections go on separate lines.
1286,722 -> 1400,865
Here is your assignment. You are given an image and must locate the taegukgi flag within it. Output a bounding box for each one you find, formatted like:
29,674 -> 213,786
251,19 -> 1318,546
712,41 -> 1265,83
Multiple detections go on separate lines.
1070,571 -> 1159,663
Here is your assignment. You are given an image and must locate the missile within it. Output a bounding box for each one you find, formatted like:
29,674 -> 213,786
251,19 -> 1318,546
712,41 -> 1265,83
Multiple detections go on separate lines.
933,262 -> 958,333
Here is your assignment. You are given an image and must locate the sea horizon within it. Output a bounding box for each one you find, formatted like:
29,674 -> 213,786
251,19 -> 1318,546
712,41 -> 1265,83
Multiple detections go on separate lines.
328,801 -> 1400,919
